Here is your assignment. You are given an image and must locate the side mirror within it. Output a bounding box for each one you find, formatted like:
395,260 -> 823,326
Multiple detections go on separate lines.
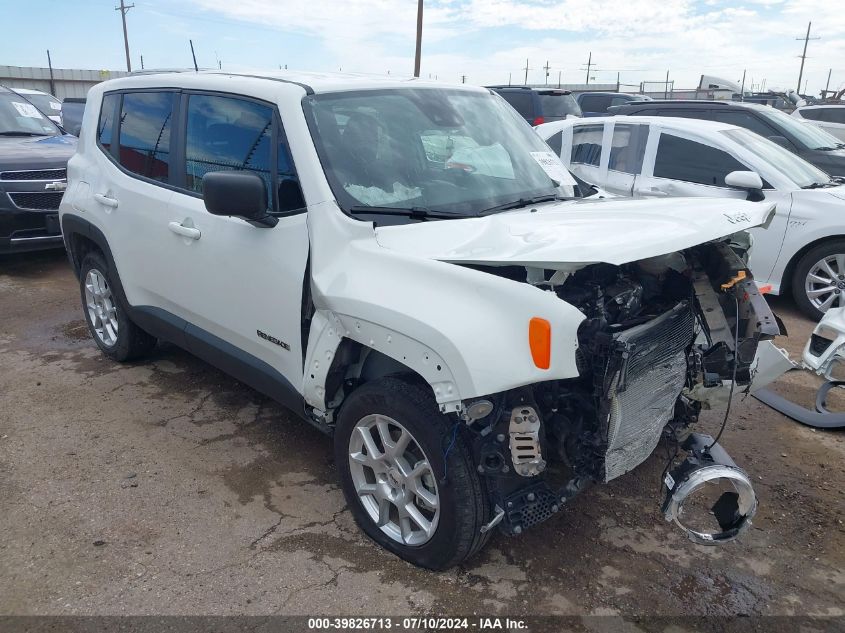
768,135 -> 793,150
725,170 -> 765,202
202,171 -> 278,228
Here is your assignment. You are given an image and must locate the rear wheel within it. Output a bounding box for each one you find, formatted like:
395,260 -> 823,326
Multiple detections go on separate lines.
335,377 -> 491,569
793,240 -> 845,320
79,251 -> 156,361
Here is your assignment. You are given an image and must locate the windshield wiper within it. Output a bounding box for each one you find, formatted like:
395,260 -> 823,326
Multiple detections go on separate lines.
802,181 -> 834,189
0,131 -> 48,137
477,194 -> 566,216
348,205 -> 462,220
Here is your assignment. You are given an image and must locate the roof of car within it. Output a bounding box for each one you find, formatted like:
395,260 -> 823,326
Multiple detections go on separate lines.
612,99 -> 767,111
536,114 -> 744,137
7,87 -> 55,97
99,69 -> 486,96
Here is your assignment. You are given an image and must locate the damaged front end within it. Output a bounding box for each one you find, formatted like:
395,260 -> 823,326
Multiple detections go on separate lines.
464,237 -> 780,543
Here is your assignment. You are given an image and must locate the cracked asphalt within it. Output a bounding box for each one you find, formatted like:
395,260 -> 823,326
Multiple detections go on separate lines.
1,250 -> 844,620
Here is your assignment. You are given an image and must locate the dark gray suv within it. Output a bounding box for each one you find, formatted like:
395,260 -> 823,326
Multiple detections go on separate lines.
0,87 -> 77,253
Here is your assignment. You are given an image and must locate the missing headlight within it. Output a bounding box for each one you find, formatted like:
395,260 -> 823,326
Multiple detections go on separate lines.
661,433 -> 757,545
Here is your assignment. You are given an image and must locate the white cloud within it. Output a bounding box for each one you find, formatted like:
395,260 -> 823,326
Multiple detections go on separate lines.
184,0 -> 845,94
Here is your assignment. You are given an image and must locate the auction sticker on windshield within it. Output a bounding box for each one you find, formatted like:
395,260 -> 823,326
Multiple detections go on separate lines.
12,102 -> 41,118
530,151 -> 576,185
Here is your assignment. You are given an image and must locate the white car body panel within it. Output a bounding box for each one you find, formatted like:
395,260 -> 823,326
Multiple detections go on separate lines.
537,116 -> 845,296
63,72 -> 777,415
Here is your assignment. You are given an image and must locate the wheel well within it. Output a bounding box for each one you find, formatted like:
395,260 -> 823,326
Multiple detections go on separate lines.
67,232 -> 104,277
780,235 -> 845,297
324,339 -> 433,410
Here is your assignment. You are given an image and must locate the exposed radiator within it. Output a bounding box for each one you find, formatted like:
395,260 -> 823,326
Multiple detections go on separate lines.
603,302 -> 695,482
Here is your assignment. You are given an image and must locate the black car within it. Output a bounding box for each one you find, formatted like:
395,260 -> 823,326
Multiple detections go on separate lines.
0,87 -> 77,253
487,86 -> 582,125
608,99 -> 845,176
575,91 -> 651,116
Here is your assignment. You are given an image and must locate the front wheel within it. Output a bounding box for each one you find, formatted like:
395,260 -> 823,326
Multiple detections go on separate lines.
334,377 -> 491,569
792,240 -> 845,320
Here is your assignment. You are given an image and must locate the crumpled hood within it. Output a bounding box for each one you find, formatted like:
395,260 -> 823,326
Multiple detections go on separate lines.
375,197 -> 776,268
0,134 -> 77,171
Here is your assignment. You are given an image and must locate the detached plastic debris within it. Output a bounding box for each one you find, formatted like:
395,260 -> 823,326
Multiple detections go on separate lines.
752,307 -> 845,429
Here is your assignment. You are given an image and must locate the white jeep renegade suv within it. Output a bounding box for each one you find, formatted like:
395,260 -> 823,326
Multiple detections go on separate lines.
60,71 -> 784,569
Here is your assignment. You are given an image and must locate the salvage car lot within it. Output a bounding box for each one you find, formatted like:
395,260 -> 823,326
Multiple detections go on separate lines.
1,250 -> 844,617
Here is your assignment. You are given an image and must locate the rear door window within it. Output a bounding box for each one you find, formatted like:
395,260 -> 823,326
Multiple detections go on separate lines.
820,108 -> 845,124
571,124 -> 603,166
608,124 -> 647,174
799,108 -> 824,122
117,91 -> 175,182
707,110 -> 778,138
653,133 -> 747,187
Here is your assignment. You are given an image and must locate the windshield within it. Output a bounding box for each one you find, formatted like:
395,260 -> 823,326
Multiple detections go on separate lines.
303,88 -> 577,218
0,92 -> 60,136
23,93 -> 61,117
538,92 -> 582,118
722,128 -> 831,188
757,106 -> 844,151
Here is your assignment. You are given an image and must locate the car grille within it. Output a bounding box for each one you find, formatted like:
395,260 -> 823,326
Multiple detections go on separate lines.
9,192 -> 64,210
603,301 -> 695,482
0,168 -> 67,181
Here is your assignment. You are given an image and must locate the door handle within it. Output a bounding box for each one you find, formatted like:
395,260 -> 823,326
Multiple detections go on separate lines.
168,221 -> 201,240
93,193 -> 119,208
646,188 -> 669,197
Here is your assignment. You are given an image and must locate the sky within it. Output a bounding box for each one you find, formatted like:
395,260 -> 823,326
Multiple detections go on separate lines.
1,0 -> 843,95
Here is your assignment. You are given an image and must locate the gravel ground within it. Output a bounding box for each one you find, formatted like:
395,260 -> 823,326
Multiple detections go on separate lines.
1,250 -> 843,622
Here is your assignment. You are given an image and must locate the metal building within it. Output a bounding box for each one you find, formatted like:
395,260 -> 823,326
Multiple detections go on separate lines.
0,65 -> 128,100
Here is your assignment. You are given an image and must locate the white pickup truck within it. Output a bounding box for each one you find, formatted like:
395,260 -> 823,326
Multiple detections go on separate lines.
60,71 -> 782,569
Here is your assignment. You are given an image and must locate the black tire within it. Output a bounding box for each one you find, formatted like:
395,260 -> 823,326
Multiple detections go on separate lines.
79,251 -> 156,361
792,240 -> 845,321
334,377 -> 491,570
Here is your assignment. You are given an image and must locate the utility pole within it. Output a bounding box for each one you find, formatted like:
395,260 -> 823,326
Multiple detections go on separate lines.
665,69 -> 670,99
824,68 -> 832,97
795,21 -> 819,94
140,54 -> 144,70
616,71 -> 620,92
115,0 -> 134,72
508,72 -> 512,86
461,74 -> 466,84
558,70 -> 562,88
740,69 -> 746,101
413,0 -> 423,78
584,52 -> 593,85
543,60 -> 550,85
46,50 -> 55,96
523,58 -> 531,85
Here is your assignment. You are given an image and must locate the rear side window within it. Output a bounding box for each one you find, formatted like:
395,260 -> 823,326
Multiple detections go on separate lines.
97,93 -> 118,151
798,108 -> 824,121
654,133 -> 747,187
579,95 -> 611,113
498,91 -> 532,117
819,108 -> 845,124
118,92 -> 174,182
571,124 -> 603,166
185,94 -> 273,205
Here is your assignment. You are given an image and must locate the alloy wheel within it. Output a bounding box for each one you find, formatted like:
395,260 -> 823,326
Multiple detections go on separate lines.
805,254 -> 845,313
348,414 -> 440,546
84,268 -> 119,347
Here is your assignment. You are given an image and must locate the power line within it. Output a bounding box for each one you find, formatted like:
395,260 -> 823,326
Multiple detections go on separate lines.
795,21 -> 820,94
115,0 -> 135,72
